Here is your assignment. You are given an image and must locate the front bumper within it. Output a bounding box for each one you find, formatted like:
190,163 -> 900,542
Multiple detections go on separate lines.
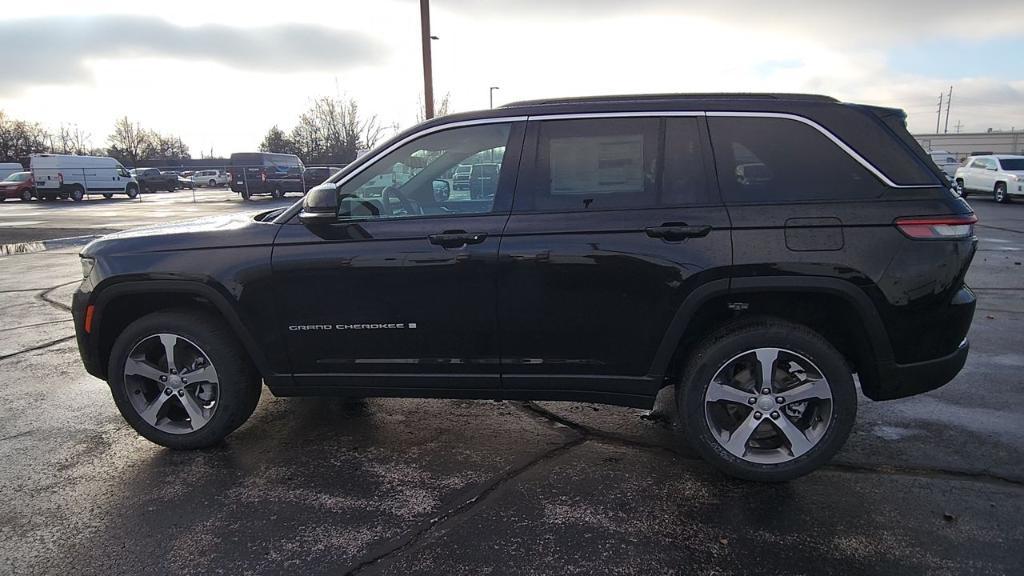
72,288 -> 104,379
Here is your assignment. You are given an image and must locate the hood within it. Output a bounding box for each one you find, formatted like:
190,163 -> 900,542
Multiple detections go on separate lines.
81,210 -> 280,258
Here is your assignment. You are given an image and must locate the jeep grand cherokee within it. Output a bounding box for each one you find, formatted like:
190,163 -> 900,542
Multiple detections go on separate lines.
73,94 -> 976,481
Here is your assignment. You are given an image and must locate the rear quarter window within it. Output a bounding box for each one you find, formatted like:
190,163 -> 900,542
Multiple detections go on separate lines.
708,117 -> 883,204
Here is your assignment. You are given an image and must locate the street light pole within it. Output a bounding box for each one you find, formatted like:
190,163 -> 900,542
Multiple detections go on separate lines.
489,86 -> 500,109
420,0 -> 434,120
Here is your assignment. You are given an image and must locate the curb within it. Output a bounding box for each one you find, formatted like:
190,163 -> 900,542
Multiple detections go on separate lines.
0,235 -> 100,257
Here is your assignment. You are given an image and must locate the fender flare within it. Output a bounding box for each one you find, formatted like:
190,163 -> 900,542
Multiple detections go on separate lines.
649,276 -> 894,379
92,279 -> 274,379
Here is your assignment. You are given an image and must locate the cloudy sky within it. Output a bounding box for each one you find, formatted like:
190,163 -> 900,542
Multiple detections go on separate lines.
2,0 -> 1023,156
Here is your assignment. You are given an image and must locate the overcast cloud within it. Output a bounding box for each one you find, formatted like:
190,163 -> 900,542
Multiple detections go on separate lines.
0,15 -> 386,95
0,1 -> 1021,154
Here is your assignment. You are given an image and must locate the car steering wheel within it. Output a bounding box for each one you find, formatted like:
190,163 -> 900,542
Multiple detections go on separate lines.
382,185 -> 420,216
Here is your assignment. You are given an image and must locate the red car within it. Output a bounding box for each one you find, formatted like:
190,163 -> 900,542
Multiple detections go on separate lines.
0,172 -> 34,202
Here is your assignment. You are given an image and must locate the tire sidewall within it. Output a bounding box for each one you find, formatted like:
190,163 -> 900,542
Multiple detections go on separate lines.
108,312 -> 259,449
679,322 -> 857,482
995,184 -> 1007,203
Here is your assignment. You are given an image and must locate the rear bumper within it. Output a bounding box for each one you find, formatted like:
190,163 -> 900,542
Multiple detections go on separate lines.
869,338 -> 969,400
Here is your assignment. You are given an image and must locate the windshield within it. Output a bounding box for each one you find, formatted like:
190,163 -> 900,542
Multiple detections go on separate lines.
999,159 -> 1024,170
4,172 -> 30,182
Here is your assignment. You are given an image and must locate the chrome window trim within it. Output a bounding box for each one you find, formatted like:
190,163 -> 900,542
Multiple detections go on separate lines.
705,111 -> 935,189
279,108 -> 934,223
275,116 -> 528,223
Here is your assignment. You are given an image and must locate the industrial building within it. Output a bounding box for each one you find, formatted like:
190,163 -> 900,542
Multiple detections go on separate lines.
914,131 -> 1024,161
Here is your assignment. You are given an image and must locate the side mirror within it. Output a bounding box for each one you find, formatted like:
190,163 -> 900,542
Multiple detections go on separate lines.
299,183 -> 338,225
432,179 -> 451,202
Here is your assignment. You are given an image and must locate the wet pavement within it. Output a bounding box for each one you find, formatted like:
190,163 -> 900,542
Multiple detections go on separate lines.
0,199 -> 1021,575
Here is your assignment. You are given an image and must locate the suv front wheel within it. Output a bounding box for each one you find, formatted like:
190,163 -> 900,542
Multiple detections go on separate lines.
679,318 -> 856,482
108,310 -> 261,449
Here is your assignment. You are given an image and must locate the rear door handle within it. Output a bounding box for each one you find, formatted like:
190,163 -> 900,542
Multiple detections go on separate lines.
645,224 -> 712,241
428,231 -> 488,248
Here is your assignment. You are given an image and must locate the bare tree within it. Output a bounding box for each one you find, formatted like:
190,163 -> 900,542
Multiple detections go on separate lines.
0,111 -> 50,163
416,92 -> 451,123
275,96 -> 383,165
107,117 -> 150,166
50,124 -> 93,155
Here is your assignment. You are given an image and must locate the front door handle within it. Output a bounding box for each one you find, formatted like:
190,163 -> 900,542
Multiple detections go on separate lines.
428,231 -> 488,248
645,224 -> 712,241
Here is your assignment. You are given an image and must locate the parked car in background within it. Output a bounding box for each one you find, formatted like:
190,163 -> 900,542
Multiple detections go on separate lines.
229,152 -> 305,199
0,162 -> 24,181
452,164 -> 472,191
0,171 -> 35,202
301,166 -> 343,191
193,169 -> 229,188
130,168 -> 178,193
31,154 -> 139,201
468,162 -> 501,199
953,154 -> 1024,203
928,150 -> 960,179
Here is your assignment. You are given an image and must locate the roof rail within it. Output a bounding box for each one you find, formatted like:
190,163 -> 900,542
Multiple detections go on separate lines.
500,93 -> 838,109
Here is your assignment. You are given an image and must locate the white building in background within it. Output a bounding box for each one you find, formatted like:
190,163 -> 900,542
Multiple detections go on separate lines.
914,131 -> 1024,161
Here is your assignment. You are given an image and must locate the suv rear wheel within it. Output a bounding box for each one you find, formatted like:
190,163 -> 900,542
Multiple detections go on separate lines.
678,318 -> 856,482
994,182 -> 1010,203
108,310 -> 261,449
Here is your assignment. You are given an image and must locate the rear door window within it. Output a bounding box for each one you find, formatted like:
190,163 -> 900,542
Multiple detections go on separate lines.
708,116 -> 881,203
517,117 -> 714,212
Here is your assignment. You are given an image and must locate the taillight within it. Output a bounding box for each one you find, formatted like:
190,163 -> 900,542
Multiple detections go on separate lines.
58,172 -> 64,184
895,214 -> 977,239
260,169 -> 267,182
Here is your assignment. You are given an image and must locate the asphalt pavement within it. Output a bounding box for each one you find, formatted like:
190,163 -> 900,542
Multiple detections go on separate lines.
0,194 -> 1021,575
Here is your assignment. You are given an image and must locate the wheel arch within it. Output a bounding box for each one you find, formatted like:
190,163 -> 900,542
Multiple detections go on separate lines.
91,280 -> 273,381
651,276 -> 895,399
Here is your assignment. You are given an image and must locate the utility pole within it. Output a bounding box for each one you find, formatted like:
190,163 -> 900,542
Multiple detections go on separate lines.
944,85 -> 952,134
420,0 -> 434,120
954,120 -> 963,134
489,86 -> 500,109
936,92 -> 943,134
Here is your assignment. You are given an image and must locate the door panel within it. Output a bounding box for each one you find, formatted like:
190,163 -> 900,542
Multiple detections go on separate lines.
497,115 -> 731,396
272,120 -> 525,392
272,215 -> 507,388
498,207 -> 732,390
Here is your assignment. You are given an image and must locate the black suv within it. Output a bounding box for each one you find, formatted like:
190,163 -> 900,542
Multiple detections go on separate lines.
73,94 -> 977,481
228,152 -> 305,199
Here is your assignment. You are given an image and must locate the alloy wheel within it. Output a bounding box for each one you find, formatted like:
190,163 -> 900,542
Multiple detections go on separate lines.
123,333 -> 220,434
704,347 -> 833,465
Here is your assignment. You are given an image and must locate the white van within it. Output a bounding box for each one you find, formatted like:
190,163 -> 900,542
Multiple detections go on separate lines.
0,163 -> 24,181
30,154 -> 139,201
928,150 -> 960,179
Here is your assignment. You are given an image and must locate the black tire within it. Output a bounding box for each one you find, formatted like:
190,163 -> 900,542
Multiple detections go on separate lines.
271,187 -> 284,199
678,317 -> 857,482
126,184 -> 139,199
69,185 -> 85,202
102,193 -> 114,199
108,310 -> 262,449
240,189 -> 251,201
955,179 -> 968,198
0,194 -> 5,202
208,179 -> 217,188
21,189 -> 33,201
167,184 -> 176,193
994,182 -> 1010,203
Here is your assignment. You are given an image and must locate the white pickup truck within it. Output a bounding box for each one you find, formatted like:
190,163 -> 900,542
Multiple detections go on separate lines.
954,155 -> 1024,204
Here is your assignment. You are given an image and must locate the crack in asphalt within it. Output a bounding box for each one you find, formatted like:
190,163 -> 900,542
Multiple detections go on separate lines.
0,319 -> 74,333
977,223 -> 1024,235
343,434 -> 587,575
520,401 -> 1024,489
0,335 -> 76,362
37,280 -> 78,313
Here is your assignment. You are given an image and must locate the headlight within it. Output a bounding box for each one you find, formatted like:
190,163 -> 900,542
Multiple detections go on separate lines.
80,256 -> 95,279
